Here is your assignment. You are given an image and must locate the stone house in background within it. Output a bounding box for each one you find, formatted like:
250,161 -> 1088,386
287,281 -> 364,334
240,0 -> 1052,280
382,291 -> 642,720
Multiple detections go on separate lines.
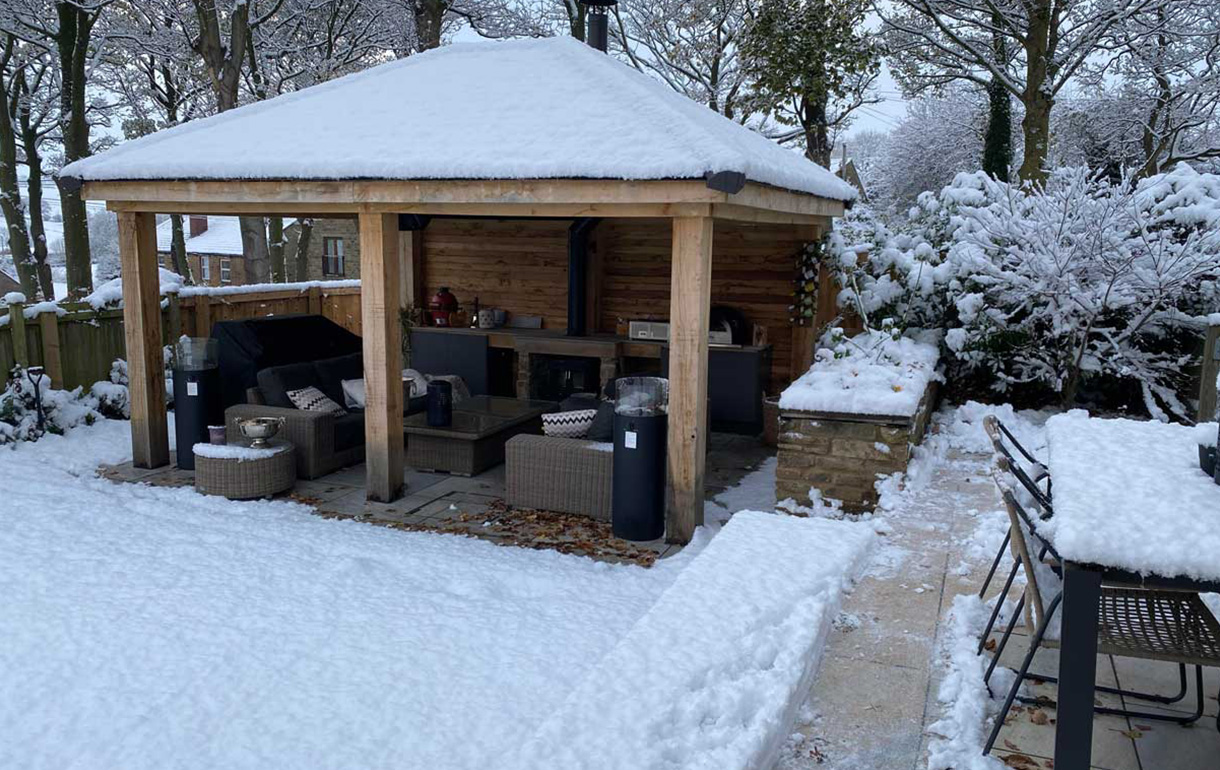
155,215 -> 358,286
285,218 -> 361,281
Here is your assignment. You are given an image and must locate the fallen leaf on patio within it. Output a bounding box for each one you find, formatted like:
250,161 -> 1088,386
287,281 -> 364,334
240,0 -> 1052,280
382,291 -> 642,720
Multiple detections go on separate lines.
1001,752 -> 1041,769
1003,740 -> 1020,751
984,638 -> 997,651
1135,724 -> 1154,731
1029,709 -> 1049,725
1119,728 -> 1144,739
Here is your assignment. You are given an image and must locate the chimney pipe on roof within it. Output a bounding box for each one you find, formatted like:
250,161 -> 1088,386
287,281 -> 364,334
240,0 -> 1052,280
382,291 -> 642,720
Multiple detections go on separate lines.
580,0 -> 616,52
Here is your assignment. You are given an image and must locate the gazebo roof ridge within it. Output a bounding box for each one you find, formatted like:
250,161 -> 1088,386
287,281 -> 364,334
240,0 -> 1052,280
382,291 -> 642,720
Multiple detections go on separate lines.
62,37 -> 856,202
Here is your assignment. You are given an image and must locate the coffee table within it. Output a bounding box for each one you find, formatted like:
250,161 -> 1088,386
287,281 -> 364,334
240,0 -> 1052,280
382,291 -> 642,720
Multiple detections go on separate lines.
404,396 -> 557,476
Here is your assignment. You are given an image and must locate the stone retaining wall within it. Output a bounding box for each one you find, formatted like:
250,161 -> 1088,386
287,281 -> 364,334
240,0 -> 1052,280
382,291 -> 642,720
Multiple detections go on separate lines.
776,382 -> 938,512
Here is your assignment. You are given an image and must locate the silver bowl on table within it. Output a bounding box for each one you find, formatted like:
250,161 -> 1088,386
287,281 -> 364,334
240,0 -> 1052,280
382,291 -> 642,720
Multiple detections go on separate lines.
237,417 -> 284,449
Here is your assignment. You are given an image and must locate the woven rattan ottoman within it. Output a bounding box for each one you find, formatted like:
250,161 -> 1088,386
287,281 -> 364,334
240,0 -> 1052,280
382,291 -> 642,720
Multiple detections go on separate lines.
194,440 -> 296,499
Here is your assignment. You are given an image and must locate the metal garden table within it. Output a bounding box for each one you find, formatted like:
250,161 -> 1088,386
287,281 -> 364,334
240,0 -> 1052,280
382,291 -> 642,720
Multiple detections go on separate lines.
1042,414 -> 1220,770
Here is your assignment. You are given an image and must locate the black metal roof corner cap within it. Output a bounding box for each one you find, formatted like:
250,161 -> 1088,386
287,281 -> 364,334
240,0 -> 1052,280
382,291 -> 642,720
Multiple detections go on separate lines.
705,170 -> 746,194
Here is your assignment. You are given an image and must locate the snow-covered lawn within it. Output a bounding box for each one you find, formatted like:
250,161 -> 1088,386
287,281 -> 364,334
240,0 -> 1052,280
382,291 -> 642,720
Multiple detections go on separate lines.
0,419 -> 873,770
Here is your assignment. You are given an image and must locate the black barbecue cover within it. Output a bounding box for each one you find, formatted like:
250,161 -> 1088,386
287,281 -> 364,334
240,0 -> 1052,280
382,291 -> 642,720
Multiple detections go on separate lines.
212,315 -> 362,408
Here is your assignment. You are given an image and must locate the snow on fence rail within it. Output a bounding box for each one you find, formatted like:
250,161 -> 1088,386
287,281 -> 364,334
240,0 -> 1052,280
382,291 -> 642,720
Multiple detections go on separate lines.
0,280 -> 361,391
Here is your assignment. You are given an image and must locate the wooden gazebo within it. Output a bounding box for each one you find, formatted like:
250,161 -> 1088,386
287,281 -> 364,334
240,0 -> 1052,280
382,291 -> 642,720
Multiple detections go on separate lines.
65,38 -> 854,543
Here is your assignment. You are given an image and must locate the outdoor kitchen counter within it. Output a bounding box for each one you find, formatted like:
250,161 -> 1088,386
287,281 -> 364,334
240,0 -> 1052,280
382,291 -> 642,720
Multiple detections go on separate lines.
410,326 -> 771,359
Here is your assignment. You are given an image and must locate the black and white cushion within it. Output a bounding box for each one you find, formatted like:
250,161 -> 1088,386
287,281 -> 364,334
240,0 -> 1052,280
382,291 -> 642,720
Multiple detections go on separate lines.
541,408 -> 597,439
286,385 -> 347,416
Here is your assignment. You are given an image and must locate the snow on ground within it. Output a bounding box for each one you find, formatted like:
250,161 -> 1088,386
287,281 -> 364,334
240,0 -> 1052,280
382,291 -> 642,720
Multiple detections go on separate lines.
779,329 -> 942,417
0,420 -> 681,770
1,418 -> 872,770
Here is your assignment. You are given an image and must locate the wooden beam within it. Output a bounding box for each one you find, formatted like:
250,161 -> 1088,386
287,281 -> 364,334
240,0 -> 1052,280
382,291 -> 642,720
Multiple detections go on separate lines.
118,211 -> 170,468
399,229 -> 424,314
711,203 -> 832,226
359,212 -> 404,502
1200,323 -> 1220,421
86,177 -> 848,220
666,215 -> 713,544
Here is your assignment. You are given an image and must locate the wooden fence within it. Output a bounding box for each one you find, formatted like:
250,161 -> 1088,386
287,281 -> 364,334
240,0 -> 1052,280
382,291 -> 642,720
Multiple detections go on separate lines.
0,284 -> 362,391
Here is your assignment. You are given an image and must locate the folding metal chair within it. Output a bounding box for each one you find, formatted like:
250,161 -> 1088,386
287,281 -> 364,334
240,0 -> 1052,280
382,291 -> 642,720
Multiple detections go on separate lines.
977,416 -> 1053,653
983,487 -> 1220,755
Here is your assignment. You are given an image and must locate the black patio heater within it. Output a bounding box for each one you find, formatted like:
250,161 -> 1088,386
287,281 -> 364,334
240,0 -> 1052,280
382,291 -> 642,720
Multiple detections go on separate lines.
173,337 -> 222,470
612,377 -> 669,541
580,0 -> 617,52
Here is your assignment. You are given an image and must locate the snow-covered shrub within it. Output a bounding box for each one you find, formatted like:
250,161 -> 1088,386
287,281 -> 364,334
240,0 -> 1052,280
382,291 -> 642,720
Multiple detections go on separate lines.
0,368 -> 101,445
831,164 -> 1220,419
90,359 -> 132,420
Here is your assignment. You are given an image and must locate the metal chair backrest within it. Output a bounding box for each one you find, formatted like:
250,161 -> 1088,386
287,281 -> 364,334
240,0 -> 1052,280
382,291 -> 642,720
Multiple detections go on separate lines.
984,415 -> 1052,513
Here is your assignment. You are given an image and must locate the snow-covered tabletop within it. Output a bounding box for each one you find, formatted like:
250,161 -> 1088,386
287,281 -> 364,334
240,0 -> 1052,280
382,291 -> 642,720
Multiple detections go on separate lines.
1043,413 -> 1220,582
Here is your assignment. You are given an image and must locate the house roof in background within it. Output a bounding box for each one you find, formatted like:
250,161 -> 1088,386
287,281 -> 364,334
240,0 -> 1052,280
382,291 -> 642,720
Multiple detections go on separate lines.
62,38 -> 856,202
156,216 -> 246,257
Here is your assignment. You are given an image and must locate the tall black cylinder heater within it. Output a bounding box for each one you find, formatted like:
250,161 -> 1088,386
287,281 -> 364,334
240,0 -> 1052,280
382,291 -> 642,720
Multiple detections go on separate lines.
173,337 -> 221,470
611,377 -> 669,541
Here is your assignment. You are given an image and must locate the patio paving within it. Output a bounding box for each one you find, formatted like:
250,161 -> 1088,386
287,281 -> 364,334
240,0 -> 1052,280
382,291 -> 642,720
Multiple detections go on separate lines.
781,447 -> 1220,770
98,432 -> 773,566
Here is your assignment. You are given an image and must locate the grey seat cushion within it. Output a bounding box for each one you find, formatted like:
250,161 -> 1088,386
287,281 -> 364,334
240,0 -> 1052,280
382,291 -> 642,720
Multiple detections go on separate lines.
332,412 -> 366,452
257,361 -> 321,409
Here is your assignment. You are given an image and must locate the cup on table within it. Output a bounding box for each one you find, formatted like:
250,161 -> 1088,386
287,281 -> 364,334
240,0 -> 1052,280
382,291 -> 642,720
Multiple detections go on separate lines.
207,425 -> 227,445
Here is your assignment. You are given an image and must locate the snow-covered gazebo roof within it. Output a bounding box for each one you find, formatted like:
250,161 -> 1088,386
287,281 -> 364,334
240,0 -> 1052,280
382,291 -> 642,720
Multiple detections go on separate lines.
64,37 -> 854,202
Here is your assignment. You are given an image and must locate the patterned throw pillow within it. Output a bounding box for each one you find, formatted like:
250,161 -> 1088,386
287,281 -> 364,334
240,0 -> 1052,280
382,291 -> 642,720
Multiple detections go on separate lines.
541,408 -> 597,439
286,386 -> 346,416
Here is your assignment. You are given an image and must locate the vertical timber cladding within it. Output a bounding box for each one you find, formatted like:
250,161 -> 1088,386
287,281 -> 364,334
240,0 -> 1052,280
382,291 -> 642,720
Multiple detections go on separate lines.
420,219 -> 571,329
598,218 -> 812,393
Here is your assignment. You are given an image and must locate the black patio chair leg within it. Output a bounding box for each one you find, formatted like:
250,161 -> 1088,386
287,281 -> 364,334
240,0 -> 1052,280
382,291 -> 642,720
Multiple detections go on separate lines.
978,530 -> 1011,600
1014,662 -> 1190,705
984,592 -> 1063,756
978,558 -> 1022,655
984,592 -> 1026,688
1090,665 -> 1205,726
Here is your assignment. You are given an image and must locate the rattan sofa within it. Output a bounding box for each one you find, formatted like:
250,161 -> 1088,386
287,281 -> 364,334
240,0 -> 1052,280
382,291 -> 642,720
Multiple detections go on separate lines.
225,353 -> 426,480
505,434 -> 613,521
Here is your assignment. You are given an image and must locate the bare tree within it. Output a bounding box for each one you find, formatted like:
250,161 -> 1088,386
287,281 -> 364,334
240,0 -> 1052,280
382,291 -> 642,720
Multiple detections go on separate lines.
881,0 -> 1177,183
1,0 -> 113,297
611,0 -> 753,119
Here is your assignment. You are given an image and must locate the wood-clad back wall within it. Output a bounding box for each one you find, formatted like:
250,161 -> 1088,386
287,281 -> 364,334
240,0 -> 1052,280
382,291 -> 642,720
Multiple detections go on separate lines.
596,218 -> 809,394
421,218 -> 570,329
418,217 -> 809,394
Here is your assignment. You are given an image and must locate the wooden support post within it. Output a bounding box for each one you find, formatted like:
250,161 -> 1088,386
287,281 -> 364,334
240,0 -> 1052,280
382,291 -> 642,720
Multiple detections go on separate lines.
666,215 -> 713,544
307,285 -> 323,315
194,294 -> 212,337
360,212 -> 404,502
38,310 -> 63,387
118,211 -> 170,468
398,229 -> 424,315
1199,323 -> 1220,421
9,299 -> 28,367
